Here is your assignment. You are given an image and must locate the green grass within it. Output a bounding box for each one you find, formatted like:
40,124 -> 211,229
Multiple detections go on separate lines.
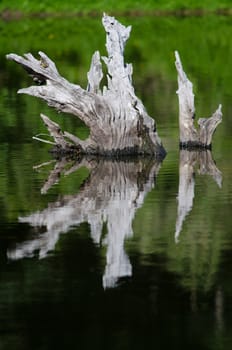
0,0 -> 232,15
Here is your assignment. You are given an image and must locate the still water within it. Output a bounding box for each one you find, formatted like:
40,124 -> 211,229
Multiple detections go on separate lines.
0,14 -> 232,350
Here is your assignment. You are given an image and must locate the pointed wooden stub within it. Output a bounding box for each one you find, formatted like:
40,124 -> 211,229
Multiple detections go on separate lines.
175,51 -> 222,148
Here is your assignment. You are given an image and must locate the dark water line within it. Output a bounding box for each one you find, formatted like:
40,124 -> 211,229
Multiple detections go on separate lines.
1,8 -> 232,22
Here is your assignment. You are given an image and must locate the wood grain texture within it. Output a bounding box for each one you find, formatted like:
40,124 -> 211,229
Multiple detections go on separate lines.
7,15 -> 165,158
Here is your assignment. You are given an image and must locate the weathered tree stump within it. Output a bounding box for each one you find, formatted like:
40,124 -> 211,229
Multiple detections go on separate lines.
6,14 -> 165,158
175,51 -> 222,148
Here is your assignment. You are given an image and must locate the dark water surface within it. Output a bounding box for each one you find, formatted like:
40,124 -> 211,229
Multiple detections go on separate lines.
0,15 -> 232,349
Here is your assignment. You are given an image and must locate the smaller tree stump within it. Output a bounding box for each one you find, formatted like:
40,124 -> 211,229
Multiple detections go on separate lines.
175,51 -> 222,149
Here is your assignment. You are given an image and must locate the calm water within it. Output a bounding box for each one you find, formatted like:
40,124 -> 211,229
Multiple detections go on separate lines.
0,14 -> 232,350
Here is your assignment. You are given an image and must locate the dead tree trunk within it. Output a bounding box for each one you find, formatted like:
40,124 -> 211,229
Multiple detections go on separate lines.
6,14 -> 165,158
175,51 -> 222,149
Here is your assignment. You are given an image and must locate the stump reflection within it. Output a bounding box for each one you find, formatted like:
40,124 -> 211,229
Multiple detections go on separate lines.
175,150 -> 222,242
8,157 -> 162,289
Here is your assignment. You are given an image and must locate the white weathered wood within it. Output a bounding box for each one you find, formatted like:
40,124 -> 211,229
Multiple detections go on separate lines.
175,51 -> 222,147
87,51 -> 103,94
6,15 -> 165,157
7,158 -> 161,288
175,50 -> 197,143
198,104 -> 222,147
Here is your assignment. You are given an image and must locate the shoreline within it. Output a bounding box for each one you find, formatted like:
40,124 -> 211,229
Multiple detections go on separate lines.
1,8 -> 232,21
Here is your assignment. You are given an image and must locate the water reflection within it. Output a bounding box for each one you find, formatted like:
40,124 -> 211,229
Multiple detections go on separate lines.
7,157 -> 162,288
175,150 -> 222,242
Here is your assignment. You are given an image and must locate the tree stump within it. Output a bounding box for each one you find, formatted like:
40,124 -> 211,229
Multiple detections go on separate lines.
6,14 -> 165,158
175,51 -> 222,149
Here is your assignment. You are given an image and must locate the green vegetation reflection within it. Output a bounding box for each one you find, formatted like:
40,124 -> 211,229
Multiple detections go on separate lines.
0,14 -> 231,300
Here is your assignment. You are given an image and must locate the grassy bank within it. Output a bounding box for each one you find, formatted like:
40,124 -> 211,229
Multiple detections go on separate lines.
0,0 -> 232,17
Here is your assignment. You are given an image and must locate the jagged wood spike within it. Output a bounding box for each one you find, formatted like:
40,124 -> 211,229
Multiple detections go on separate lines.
87,51 -> 103,94
175,50 -> 222,148
198,104 -> 222,147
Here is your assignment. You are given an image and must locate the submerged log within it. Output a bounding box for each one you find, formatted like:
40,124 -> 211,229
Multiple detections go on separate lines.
8,157 -> 162,289
6,14 -> 165,158
175,51 -> 222,148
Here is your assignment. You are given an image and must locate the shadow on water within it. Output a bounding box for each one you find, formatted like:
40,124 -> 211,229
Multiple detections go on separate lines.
6,149 -> 222,290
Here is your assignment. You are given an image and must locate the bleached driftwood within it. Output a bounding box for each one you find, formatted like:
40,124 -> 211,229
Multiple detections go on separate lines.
175,51 -> 222,148
8,158 -> 161,289
175,150 -> 222,242
6,14 -> 165,158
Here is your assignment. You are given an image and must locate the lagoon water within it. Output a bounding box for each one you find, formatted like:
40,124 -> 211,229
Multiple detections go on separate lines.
0,14 -> 232,349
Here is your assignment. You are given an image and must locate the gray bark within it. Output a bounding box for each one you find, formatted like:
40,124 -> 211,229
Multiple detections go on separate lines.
175,51 -> 222,148
6,14 -> 165,158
